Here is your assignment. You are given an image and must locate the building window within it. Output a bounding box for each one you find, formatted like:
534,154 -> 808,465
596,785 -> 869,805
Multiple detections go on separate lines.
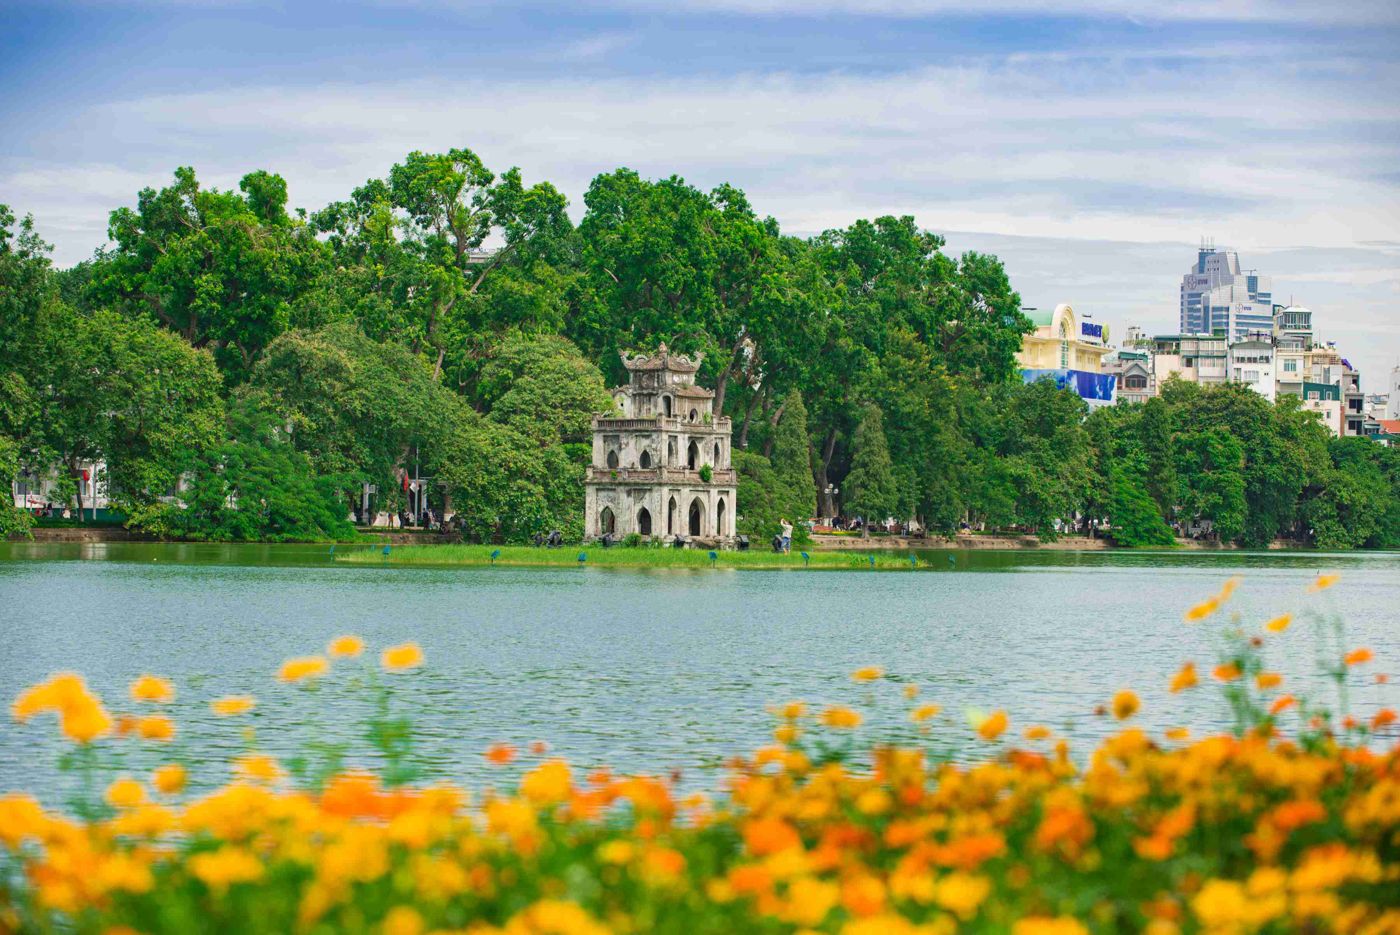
663,396 -> 672,417
639,450 -> 652,469
689,408 -> 699,422
606,449 -> 619,469
713,442 -> 721,464
687,440 -> 699,470
1126,375 -> 1147,390
637,508 -> 652,535
1283,360 -> 1297,372
599,507 -> 616,535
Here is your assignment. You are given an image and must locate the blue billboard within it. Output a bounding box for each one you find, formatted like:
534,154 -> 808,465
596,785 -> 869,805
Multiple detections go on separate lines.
1020,368 -> 1117,406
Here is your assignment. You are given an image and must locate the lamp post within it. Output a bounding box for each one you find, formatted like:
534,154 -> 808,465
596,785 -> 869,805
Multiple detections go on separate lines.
824,483 -> 839,522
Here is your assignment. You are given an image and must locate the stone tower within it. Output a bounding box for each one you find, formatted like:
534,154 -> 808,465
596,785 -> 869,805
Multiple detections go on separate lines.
585,344 -> 737,544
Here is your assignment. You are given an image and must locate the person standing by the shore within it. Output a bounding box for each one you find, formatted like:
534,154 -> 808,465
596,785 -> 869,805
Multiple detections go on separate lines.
780,518 -> 793,554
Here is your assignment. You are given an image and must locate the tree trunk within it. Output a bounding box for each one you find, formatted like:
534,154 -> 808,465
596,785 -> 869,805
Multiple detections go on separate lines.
69,458 -> 84,518
817,428 -> 838,516
761,400 -> 788,459
737,384 -> 765,450
712,341 -> 748,417
432,346 -> 446,382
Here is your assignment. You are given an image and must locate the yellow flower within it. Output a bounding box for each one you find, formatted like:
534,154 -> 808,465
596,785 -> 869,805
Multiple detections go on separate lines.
381,643 -> 424,672
1307,573 -> 1339,593
60,698 -> 112,744
277,656 -> 329,683
821,706 -> 862,729
152,764 -> 186,795
1265,614 -> 1292,633
1344,648 -> 1373,667
1014,918 -> 1091,935
851,666 -> 884,682
381,906 -> 424,935
521,760 -> 573,804
977,710 -> 1009,741
1165,726 -> 1190,741
1169,662 -> 1198,693
1024,725 -> 1052,741
910,704 -> 942,723
933,872 -> 991,920
1111,690 -> 1140,720
774,724 -> 799,745
328,635 -> 365,658
903,684 -> 919,699
1256,672 -> 1283,690
1184,597 -> 1220,622
105,777 -> 146,810
778,701 -> 806,720
136,714 -> 175,742
188,847 -> 263,891
210,695 -> 255,716
128,674 -> 175,704
1219,576 -> 1242,599
233,754 -> 285,784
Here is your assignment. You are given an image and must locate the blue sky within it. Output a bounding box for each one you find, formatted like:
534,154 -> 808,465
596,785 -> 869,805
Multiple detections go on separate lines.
3,0 -> 1398,383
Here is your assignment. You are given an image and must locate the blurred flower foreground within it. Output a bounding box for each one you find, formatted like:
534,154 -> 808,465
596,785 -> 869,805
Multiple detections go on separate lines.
2,577 -> 1397,934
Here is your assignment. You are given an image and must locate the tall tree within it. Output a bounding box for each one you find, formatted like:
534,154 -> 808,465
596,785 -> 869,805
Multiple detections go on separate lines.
843,405 -> 899,526
95,168 -> 329,383
768,388 -> 817,521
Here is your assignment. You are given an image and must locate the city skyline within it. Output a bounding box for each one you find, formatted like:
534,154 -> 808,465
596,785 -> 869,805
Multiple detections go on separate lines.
2,0 -> 1398,381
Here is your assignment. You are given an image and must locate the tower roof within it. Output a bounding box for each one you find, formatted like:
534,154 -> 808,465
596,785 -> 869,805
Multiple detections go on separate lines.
619,342 -> 702,374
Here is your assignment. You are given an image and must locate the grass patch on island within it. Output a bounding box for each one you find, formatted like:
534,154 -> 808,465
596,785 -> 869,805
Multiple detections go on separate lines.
335,543 -> 932,570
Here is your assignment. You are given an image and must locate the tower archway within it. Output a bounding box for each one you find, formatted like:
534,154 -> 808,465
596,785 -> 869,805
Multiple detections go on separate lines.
637,507 -> 652,535
688,497 -> 705,536
687,440 -> 699,470
599,506 -> 616,536
667,496 -> 677,534
716,497 -> 727,536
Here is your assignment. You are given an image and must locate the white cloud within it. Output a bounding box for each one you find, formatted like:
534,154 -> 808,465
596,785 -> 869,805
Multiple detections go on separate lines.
3,44 -> 1396,376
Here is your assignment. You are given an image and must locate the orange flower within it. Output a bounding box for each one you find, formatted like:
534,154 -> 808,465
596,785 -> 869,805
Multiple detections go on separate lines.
381,643 -> 424,672
1307,573 -> 1340,593
1343,648 -> 1373,667
1269,694 -> 1296,716
1111,690 -> 1140,721
152,763 -> 186,795
485,743 -> 516,765
910,704 -> 942,723
105,778 -> 146,810
1024,725 -> 1052,741
821,706 -> 862,729
1218,576 -> 1242,600
902,684 -> 919,700
520,760 -> 572,804
1255,672 -> 1282,691
1184,598 -> 1220,622
1164,727 -> 1190,741
128,675 -> 174,704
851,666 -> 884,682
210,695 -> 255,716
529,740 -> 550,755
136,715 -> 175,742
977,710 -> 1009,741
1169,662 -> 1198,693
234,754 -> 284,784
1371,709 -> 1397,731
277,656 -> 328,683
327,635 -> 365,658
1265,614 -> 1292,633
1212,663 -> 1241,682
778,701 -> 806,720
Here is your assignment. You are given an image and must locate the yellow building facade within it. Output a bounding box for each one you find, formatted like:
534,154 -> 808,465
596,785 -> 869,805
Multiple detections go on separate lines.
1016,303 -> 1111,373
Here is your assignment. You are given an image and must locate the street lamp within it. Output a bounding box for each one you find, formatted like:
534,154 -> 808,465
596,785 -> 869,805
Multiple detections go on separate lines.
824,483 -> 839,520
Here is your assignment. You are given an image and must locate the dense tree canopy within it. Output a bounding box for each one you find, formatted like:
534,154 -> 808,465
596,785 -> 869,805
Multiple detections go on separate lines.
3,152 -> 1396,548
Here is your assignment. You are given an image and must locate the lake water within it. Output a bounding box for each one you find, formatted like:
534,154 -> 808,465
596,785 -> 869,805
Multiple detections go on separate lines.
2,541 -> 1396,802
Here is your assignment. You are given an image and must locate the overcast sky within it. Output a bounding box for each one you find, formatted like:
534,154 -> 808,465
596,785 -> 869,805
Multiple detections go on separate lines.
3,0 -> 1398,385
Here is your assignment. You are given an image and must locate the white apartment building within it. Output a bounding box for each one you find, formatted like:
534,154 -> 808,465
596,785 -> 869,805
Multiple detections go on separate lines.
1229,339 -> 1277,402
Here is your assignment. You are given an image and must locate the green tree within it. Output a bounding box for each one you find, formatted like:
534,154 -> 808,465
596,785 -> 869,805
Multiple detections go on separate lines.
95,167 -> 329,383
475,332 -> 612,446
1174,430 -> 1246,542
26,309 -> 224,515
843,405 -> 899,527
1139,397 -> 1177,519
769,389 -> 817,521
1105,465 -> 1175,547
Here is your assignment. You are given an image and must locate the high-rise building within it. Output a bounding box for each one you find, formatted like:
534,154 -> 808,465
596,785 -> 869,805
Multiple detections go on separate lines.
1179,243 -> 1273,339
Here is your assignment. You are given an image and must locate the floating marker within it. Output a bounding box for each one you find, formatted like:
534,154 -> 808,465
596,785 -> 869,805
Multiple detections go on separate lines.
329,544 -> 335,555
948,555 -> 956,566
382,544 -> 391,556
909,553 -> 917,568
800,551 -> 810,567
869,554 -> 876,568
577,552 -> 587,564
708,550 -> 718,565
490,548 -> 501,565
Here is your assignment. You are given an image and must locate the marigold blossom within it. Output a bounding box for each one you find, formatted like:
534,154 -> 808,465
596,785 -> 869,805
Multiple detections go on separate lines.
910,704 -> 942,724
328,635 -> 365,658
277,656 -> 329,683
1343,648 -> 1373,667
1111,690 -> 1140,720
381,643 -> 424,672
128,674 -> 175,704
1265,614 -> 1292,633
851,666 -> 884,682
1307,573 -> 1340,593
1269,694 -> 1296,716
210,695 -> 256,716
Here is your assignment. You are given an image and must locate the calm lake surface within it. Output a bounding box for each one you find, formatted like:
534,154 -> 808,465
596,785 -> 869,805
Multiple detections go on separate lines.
2,541 -> 1397,802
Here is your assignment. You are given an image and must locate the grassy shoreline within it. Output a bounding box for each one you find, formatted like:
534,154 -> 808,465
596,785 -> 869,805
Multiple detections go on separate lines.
335,542 -> 935,570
